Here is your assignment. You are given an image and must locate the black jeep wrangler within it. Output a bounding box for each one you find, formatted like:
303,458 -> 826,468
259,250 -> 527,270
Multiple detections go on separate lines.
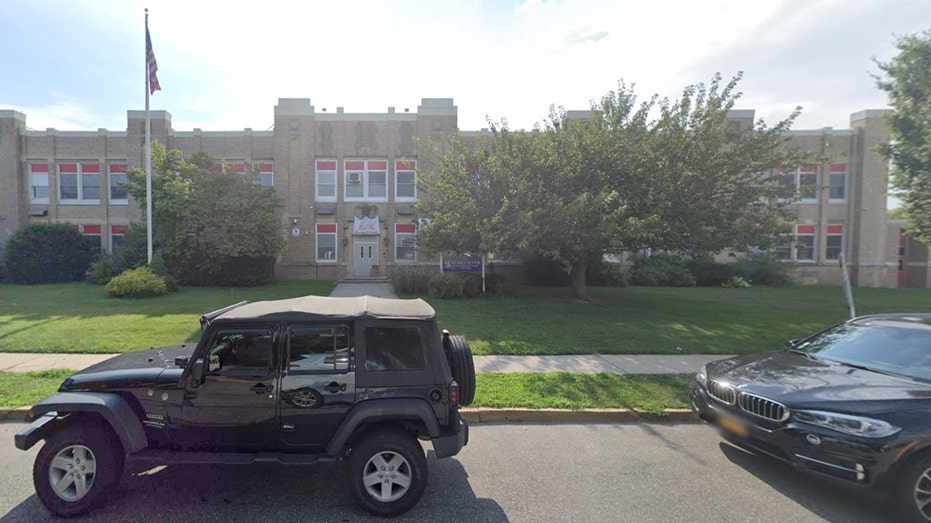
14,295 -> 474,518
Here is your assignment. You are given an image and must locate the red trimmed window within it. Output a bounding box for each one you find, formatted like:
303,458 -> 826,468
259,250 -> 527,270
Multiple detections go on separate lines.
395,223 -> 416,261
396,160 -> 417,201
109,164 -> 128,202
29,163 -> 50,202
316,160 -> 337,201
826,225 -> 844,261
316,224 -> 337,262
59,163 -> 100,201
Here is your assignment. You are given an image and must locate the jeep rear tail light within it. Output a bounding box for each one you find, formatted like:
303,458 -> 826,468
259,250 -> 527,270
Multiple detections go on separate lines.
449,379 -> 459,406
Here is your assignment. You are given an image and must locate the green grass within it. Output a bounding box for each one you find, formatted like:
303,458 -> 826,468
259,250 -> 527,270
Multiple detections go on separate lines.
0,281 -> 335,353
0,281 -> 928,356
428,285 -> 931,355
0,369 -> 74,408
0,370 -> 691,411
474,373 -> 692,414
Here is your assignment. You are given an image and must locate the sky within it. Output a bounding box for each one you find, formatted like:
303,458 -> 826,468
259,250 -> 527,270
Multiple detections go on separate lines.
1,0 -> 929,134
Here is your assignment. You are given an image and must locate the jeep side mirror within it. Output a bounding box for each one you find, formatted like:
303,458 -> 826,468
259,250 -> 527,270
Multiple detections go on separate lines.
784,339 -> 799,349
190,359 -> 205,388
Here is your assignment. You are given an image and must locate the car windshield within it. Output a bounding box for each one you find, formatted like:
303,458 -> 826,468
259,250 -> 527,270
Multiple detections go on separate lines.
795,321 -> 931,382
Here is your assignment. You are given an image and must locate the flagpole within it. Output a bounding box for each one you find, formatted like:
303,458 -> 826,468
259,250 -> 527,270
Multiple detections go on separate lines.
145,8 -> 153,264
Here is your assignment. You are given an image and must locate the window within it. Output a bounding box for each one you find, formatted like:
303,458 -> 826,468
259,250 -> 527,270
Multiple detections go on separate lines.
29,163 -> 49,203
59,163 -> 100,203
316,223 -> 337,262
795,225 -> 815,261
773,234 -> 792,261
288,326 -> 350,372
773,225 -> 816,262
316,160 -> 337,201
206,329 -> 273,374
109,164 -> 128,203
111,225 -> 128,254
344,160 -> 389,201
80,225 -> 101,240
256,162 -> 273,187
826,225 -> 844,261
396,160 -> 417,200
798,165 -> 819,202
828,164 -> 847,202
364,326 -> 425,371
776,165 -> 820,203
396,223 -> 416,261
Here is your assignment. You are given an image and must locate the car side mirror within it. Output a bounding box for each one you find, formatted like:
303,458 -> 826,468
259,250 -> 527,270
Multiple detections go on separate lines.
784,339 -> 799,349
189,359 -> 205,388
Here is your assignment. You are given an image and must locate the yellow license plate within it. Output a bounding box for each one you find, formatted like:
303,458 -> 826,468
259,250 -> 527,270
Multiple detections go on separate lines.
718,416 -> 749,438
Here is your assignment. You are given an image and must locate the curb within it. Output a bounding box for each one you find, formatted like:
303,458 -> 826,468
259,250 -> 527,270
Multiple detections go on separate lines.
1,407 -> 696,424
460,408 -> 696,423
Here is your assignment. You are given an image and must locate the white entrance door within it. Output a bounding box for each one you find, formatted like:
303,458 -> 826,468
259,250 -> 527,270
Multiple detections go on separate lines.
354,241 -> 378,277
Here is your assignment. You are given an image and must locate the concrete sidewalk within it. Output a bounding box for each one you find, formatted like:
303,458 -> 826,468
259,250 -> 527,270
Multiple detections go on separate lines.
0,352 -> 724,375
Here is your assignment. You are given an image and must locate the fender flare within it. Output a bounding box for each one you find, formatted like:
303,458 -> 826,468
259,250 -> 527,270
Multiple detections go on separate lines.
17,392 -> 148,453
325,398 -> 440,456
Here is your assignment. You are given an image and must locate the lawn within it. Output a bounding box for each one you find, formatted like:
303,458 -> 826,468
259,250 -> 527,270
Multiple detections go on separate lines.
429,285 -> 931,355
0,280 -> 335,353
0,281 -> 927,355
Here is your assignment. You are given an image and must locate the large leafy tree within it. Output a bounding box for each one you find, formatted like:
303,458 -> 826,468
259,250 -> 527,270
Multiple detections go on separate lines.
417,74 -> 810,301
876,30 -> 931,244
125,143 -> 286,285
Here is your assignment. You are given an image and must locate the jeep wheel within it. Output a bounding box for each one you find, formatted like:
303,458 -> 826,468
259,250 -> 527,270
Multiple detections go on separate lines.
33,424 -> 123,518
348,428 -> 427,516
446,335 -> 476,406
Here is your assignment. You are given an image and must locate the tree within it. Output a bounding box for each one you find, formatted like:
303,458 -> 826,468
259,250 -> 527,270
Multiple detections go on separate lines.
876,30 -> 931,244
417,74 -> 811,301
124,143 -> 286,286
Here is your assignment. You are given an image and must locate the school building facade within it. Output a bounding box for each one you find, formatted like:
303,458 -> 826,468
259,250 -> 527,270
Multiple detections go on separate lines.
0,100 -> 928,288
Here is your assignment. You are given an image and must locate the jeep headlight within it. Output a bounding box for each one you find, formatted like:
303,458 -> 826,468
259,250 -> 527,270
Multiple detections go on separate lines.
695,364 -> 707,384
793,410 -> 900,438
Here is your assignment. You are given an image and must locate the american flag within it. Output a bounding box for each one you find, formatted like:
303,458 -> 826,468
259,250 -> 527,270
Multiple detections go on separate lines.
146,26 -> 161,94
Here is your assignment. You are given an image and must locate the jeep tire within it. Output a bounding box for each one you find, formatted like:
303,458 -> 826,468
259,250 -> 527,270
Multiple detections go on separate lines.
348,427 -> 427,516
33,423 -> 124,518
446,335 -> 476,407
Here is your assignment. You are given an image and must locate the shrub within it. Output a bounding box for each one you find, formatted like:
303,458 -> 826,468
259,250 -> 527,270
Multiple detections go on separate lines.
105,266 -> 169,298
390,265 -> 435,295
733,258 -> 792,286
722,275 -> 752,288
147,251 -> 179,292
428,273 -> 467,299
686,259 -> 739,287
3,223 -> 100,284
628,254 -> 696,287
86,255 -> 119,285
586,258 -> 628,287
523,254 -> 569,287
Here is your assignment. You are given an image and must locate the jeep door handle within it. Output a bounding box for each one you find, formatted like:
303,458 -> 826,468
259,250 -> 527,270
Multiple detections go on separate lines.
251,383 -> 273,394
325,382 -> 347,393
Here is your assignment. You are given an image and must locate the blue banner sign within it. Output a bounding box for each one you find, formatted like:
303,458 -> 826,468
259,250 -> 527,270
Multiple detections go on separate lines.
442,258 -> 482,273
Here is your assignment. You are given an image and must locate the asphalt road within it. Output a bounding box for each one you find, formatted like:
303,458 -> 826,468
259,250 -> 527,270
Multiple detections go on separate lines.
1,421 -> 898,522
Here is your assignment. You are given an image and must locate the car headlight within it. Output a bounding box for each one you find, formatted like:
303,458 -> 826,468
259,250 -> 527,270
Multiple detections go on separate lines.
793,410 -> 901,438
695,364 -> 707,384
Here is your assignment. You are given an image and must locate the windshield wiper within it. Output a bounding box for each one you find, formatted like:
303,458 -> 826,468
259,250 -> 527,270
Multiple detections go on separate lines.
825,359 -> 904,378
786,348 -> 817,360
